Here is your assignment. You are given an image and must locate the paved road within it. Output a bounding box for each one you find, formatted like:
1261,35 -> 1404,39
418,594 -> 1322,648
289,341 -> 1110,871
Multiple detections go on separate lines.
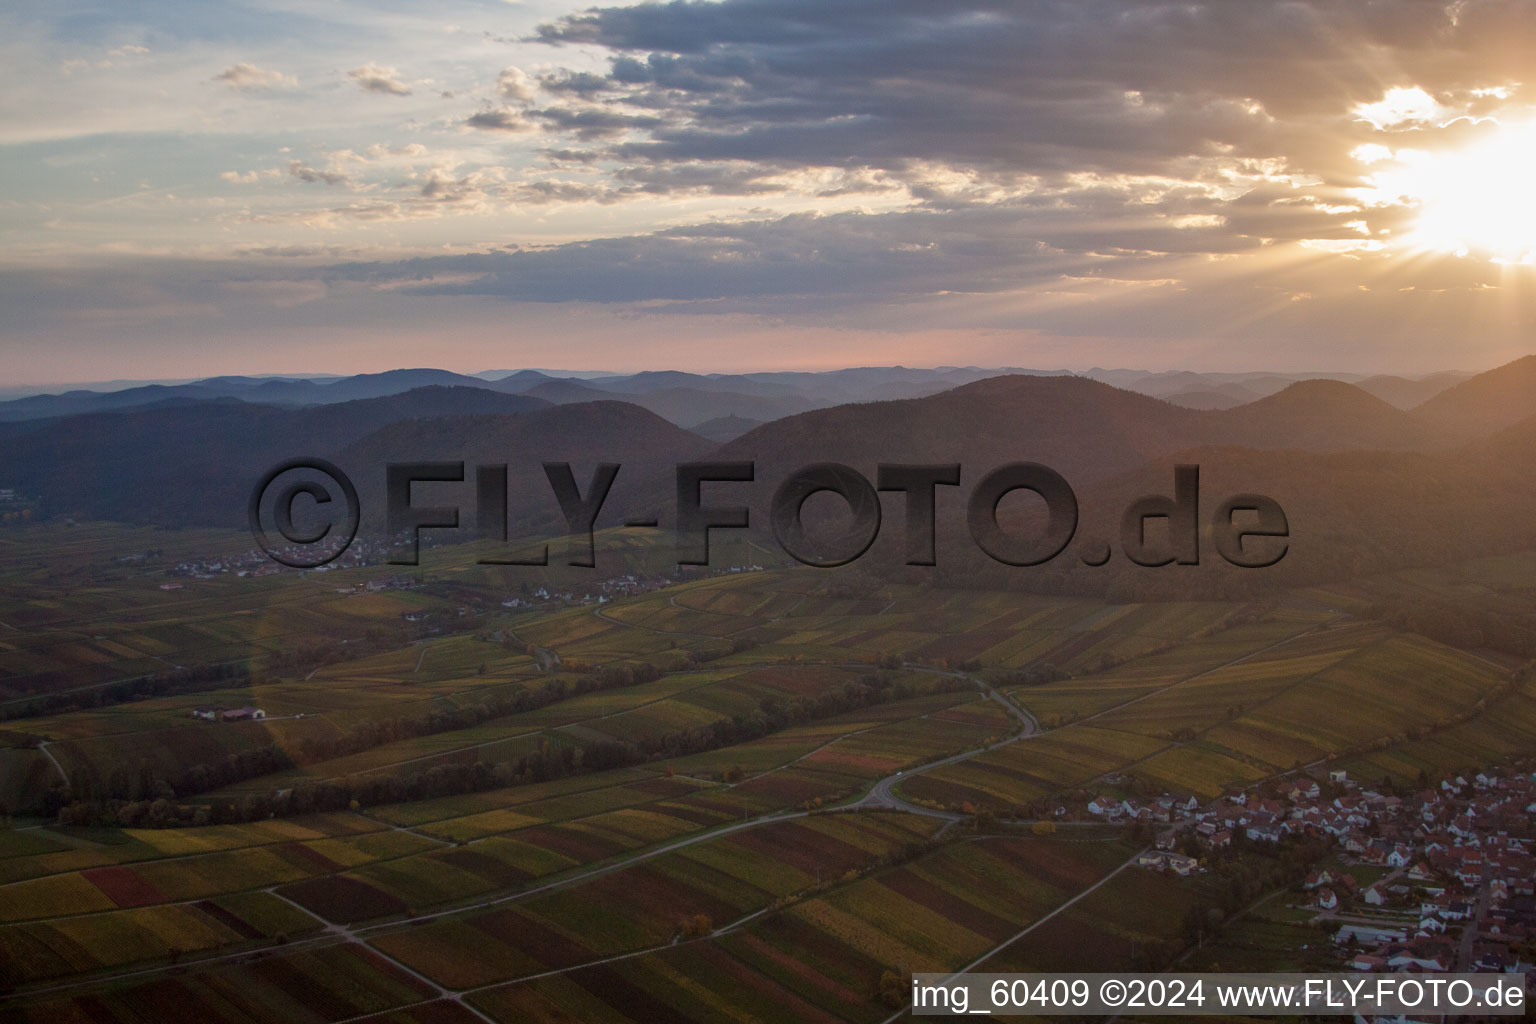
36,741 -> 68,787
852,664 -> 1038,819
1458,883 -> 1488,970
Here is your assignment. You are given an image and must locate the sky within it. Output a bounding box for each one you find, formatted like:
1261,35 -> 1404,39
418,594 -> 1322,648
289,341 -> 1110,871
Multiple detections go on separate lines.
5,0 -> 1536,386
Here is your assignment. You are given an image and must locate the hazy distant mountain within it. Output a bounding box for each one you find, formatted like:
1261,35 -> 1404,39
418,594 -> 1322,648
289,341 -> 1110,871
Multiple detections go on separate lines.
5,363 -> 1485,434
1214,379 -> 1440,452
1162,390 -> 1247,410
690,414 -> 763,442
707,374 -> 1438,493
1354,371 -> 1469,410
522,379 -> 611,404
341,401 -> 712,535
4,362 -> 1534,580
0,368 -> 496,421
525,379 -> 819,428
586,370 -> 801,399
1410,355 -> 1536,440
490,369 -> 559,392
0,383 -> 237,422
0,387 -> 549,526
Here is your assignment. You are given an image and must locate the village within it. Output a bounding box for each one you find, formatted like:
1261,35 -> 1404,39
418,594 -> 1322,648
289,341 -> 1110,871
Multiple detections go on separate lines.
1095,762 -> 1536,977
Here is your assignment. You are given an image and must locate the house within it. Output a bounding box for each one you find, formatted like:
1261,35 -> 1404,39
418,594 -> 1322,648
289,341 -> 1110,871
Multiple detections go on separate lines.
1289,778 -> 1321,801
1389,949 -> 1450,971
1315,887 -> 1338,911
220,707 -> 266,722
190,707 -> 217,721
1245,824 -> 1282,844
1364,885 -> 1386,906
1443,901 -> 1472,921
1087,796 -> 1121,818
1164,852 -> 1199,876
1137,851 -> 1199,875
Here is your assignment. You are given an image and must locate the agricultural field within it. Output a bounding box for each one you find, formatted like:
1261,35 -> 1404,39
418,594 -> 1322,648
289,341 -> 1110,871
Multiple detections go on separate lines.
900,615 -> 1512,810
0,523 -> 1530,1020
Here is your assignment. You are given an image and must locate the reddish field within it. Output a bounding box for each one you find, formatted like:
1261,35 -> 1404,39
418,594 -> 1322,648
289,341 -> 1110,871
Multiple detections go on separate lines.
472,907 -> 597,968
730,771 -> 850,805
728,821 -> 872,879
193,900 -> 262,939
738,666 -> 855,696
431,847 -> 533,887
801,749 -> 902,773
514,826 -> 625,864
571,862 -> 741,928
82,865 -> 167,908
278,875 -> 406,923
276,842 -> 344,873
914,629 -> 1013,663
550,962 -> 694,1023
625,776 -> 703,798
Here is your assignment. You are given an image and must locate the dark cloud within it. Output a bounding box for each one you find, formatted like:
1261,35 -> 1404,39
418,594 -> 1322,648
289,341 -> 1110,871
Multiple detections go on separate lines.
530,105 -> 666,140
465,107 -> 533,132
522,0 -> 1535,191
287,160 -> 348,186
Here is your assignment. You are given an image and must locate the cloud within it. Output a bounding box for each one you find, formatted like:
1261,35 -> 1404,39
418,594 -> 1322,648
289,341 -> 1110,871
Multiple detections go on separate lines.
1354,87 -> 1453,130
220,168 -> 282,184
16,0 -> 1536,378
465,107 -> 534,132
214,63 -> 296,91
287,161 -> 349,186
523,0 -> 1535,196
348,64 -> 411,96
496,66 -> 537,104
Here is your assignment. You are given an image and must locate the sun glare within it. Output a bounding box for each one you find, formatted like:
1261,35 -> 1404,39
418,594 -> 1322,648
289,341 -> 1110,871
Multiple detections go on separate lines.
1357,119 -> 1536,263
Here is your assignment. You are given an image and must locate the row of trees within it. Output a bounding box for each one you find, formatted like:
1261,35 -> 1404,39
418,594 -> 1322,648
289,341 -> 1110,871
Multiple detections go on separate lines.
0,660 -> 252,723
55,670 -> 961,828
47,662 -> 674,813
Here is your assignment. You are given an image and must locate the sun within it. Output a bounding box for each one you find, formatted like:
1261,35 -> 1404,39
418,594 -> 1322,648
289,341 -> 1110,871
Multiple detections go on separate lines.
1355,118 -> 1536,264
